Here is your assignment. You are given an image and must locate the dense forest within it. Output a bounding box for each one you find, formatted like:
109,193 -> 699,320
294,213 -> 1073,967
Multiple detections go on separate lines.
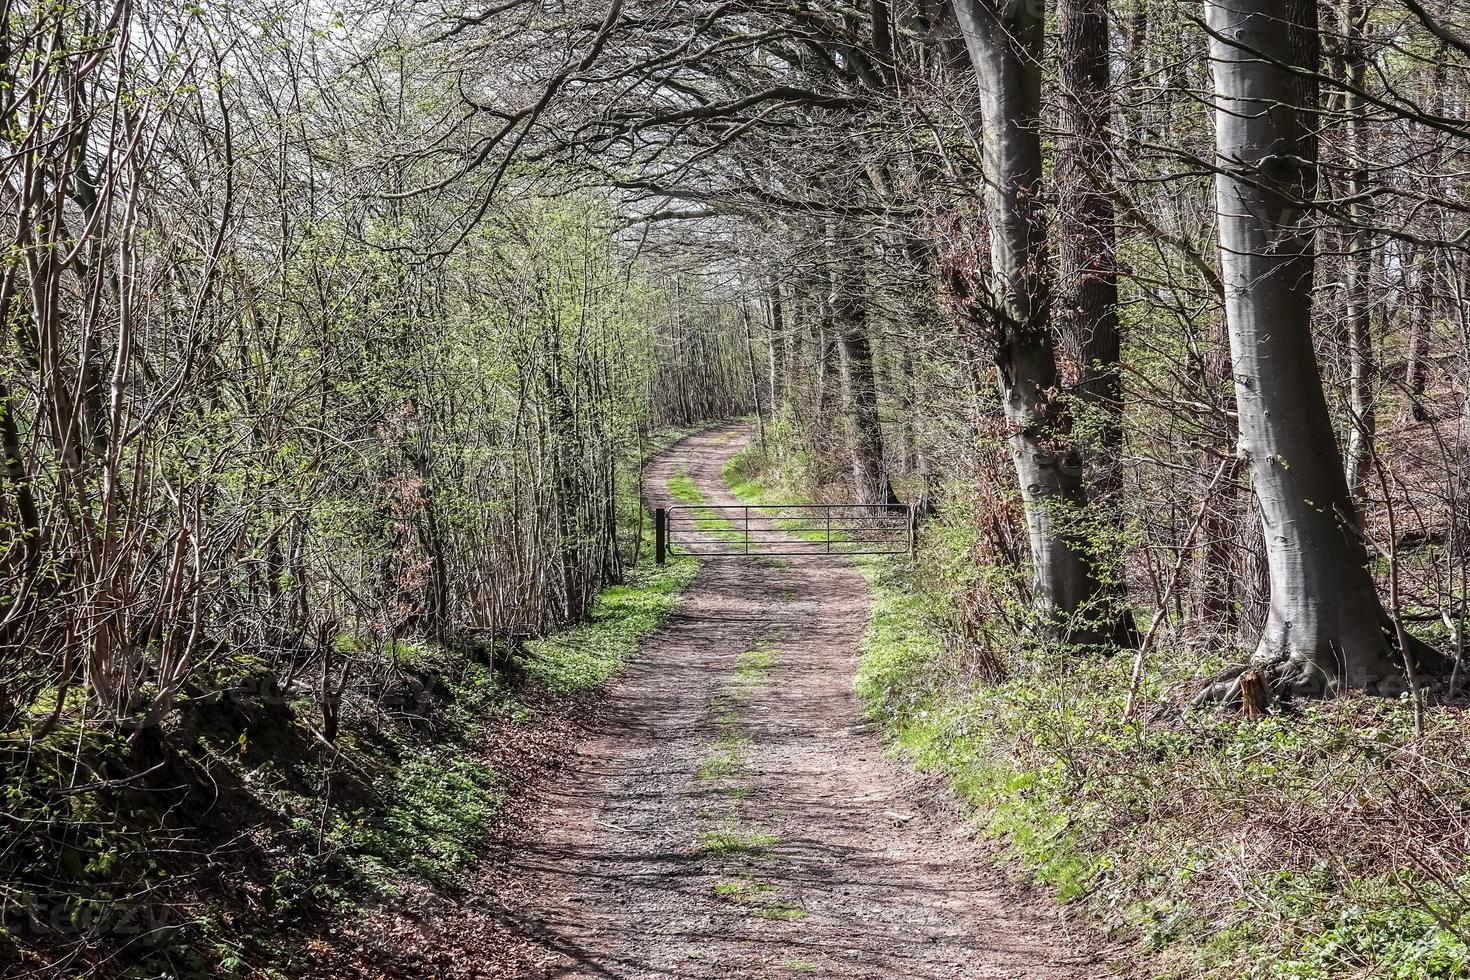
3,0 -> 1470,977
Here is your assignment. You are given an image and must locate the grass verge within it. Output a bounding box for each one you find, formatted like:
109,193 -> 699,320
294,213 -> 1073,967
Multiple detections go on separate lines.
521,556 -> 698,694
854,557 -> 1470,980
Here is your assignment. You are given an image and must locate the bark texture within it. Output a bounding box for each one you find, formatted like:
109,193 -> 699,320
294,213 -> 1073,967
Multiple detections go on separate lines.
831,244 -> 892,505
1342,0 -> 1376,497
952,0 -> 1134,648
1057,0 -> 1124,503
1206,0 -> 1425,694
768,283 -> 786,412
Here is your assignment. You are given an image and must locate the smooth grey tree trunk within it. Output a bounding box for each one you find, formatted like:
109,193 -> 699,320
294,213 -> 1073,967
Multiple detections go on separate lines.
952,0 -> 1133,648
1204,0 -> 1429,696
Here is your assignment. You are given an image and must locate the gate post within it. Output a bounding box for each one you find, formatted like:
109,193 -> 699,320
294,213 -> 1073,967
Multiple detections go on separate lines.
655,507 -> 668,565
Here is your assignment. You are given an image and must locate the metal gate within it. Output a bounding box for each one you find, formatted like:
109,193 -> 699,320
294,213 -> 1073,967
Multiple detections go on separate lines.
653,503 -> 915,563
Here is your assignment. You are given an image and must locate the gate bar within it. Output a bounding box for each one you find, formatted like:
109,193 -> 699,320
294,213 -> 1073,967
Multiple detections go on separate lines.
663,502 -> 916,559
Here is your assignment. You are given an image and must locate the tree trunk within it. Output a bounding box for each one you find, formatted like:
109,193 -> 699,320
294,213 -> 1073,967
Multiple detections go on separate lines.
741,304 -> 769,456
1341,0 -> 1376,497
830,240 -> 891,504
1405,251 -> 1432,422
768,282 -> 785,415
899,345 -> 919,475
1123,5 -> 1148,104
816,290 -> 835,423
952,0 -> 1135,649
1057,0 -> 1124,505
1204,0 -> 1430,695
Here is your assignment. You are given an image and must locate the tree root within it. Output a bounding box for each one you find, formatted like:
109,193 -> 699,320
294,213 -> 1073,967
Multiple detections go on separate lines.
1193,622 -> 1459,711
1191,657 -> 1331,711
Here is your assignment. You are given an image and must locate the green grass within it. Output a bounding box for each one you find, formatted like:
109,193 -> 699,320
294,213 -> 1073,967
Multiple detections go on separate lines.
757,901 -> 808,921
698,829 -> 779,858
715,725 -> 753,747
722,445 -> 880,548
669,470 -> 706,504
668,469 -> 747,546
723,448 -> 768,502
699,750 -> 743,781
723,450 -> 816,538
710,874 -> 806,922
692,581 -> 810,931
734,647 -> 774,684
521,556 -> 699,694
712,875 -> 777,900
711,693 -> 742,727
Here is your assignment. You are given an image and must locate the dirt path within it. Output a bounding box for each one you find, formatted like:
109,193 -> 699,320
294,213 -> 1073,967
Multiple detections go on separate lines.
482,426 -> 1104,979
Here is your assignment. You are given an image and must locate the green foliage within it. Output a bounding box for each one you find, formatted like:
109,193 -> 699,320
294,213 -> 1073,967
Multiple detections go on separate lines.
521,556 -> 699,694
724,418 -> 820,504
724,438 -> 817,507
853,560 -> 945,719
338,753 -> 502,881
722,445 -> 768,502
0,477 -> 702,974
1248,884 -> 1470,980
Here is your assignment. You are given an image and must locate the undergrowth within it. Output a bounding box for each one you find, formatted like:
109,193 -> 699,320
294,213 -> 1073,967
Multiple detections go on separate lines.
1,441 -> 704,977
855,557 -> 1470,980
521,557 -> 698,694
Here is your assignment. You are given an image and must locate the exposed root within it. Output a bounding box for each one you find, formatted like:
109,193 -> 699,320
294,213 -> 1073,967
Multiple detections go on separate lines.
1193,619 -> 1459,712
1191,657 -> 1331,711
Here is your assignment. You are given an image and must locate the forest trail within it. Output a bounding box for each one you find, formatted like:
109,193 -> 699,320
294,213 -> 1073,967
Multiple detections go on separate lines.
482,425 -> 1103,979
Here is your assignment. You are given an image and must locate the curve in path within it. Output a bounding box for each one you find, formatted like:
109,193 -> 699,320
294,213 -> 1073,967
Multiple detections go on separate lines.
496,425 -> 1102,979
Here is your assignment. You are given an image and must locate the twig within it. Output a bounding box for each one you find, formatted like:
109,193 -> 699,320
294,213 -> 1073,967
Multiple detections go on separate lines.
1123,457 -> 1232,723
